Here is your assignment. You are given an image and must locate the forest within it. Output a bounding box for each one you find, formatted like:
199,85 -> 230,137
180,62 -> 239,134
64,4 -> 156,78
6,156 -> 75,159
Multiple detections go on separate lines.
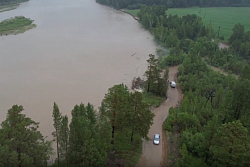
133,3 -> 250,167
95,0 -> 250,9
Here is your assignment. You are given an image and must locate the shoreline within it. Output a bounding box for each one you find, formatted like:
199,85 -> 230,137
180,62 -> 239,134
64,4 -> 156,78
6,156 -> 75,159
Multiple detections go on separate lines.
0,0 -> 28,13
120,9 -> 140,21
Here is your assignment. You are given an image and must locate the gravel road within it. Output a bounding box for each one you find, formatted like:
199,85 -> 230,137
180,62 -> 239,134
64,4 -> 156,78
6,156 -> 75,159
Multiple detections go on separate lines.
137,66 -> 183,167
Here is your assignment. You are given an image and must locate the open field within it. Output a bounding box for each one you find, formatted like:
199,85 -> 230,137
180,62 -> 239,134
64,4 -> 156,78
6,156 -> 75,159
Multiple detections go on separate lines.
125,7 -> 250,42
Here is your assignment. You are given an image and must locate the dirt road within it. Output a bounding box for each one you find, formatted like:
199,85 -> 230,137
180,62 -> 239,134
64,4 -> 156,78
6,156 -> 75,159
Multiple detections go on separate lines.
137,66 -> 183,167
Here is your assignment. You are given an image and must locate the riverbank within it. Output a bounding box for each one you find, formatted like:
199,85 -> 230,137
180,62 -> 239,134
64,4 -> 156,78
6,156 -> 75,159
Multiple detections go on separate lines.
0,0 -> 28,12
120,9 -> 140,21
121,9 -> 233,78
0,4 -> 19,12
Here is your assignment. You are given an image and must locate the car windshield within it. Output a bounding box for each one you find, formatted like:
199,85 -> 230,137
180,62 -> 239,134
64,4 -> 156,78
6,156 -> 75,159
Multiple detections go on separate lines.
154,135 -> 160,140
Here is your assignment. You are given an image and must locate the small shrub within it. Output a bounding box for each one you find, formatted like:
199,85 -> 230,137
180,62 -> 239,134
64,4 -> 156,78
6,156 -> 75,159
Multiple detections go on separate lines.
219,36 -> 224,40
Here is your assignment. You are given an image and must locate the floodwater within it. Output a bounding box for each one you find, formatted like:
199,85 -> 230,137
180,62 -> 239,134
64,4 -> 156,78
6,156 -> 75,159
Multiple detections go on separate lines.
0,0 -> 157,140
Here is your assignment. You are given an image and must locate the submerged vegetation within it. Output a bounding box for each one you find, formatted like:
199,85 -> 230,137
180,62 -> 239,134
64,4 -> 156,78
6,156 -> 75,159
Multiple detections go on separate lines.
0,16 -> 36,35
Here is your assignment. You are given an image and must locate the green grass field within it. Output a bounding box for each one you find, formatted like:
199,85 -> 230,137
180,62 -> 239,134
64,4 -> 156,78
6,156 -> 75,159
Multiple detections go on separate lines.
125,7 -> 250,42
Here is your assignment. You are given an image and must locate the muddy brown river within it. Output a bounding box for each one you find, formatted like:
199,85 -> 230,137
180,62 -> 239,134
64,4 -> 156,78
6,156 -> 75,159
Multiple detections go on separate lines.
0,0 -> 157,142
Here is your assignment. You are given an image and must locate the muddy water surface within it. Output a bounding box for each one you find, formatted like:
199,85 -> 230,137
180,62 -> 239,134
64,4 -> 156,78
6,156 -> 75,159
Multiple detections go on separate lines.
0,0 -> 157,140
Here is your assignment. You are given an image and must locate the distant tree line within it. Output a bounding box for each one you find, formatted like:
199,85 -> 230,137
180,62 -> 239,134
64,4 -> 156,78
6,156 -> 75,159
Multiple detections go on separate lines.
95,0 -> 250,9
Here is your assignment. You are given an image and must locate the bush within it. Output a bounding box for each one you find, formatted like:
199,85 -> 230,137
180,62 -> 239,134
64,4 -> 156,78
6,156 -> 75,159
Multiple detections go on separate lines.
219,36 -> 224,40
161,54 -> 184,66
164,111 -> 176,131
142,92 -> 165,107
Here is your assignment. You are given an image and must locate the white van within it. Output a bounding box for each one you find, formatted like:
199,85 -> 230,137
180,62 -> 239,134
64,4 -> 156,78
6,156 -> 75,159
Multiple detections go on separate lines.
170,81 -> 176,88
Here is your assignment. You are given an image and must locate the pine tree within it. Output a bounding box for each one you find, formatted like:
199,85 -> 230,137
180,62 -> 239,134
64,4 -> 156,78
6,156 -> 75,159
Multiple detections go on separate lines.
0,105 -> 52,167
52,102 -> 62,165
130,91 -> 154,143
100,84 -> 155,166
100,84 -> 130,145
59,115 -> 69,166
69,103 -> 107,167
96,113 -> 112,164
145,54 -> 159,93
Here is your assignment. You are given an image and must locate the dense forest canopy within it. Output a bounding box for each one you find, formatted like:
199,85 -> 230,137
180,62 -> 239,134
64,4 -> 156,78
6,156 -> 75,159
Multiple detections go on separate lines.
133,4 -> 250,166
96,0 -> 250,9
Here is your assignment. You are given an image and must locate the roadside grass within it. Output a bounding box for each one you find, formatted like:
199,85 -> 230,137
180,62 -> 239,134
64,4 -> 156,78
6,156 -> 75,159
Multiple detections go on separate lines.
125,7 -> 250,42
142,92 -> 166,107
164,115 -> 181,166
0,16 -> 36,36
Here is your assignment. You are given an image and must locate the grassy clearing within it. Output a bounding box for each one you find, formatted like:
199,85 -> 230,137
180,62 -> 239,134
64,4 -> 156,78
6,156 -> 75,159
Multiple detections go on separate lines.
125,7 -> 250,42
0,16 -> 36,36
142,92 -> 166,107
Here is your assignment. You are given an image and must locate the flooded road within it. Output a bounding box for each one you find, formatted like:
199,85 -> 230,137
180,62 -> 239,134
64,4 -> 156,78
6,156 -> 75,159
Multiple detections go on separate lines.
0,0 -> 157,140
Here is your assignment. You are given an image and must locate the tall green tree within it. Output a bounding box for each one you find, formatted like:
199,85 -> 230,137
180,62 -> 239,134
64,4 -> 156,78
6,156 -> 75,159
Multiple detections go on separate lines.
0,105 -> 52,167
100,84 -> 130,145
59,115 -> 69,166
69,103 -> 106,167
100,84 -> 154,166
144,54 -> 161,93
52,102 -> 62,165
96,113 -> 112,163
130,91 -> 154,143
